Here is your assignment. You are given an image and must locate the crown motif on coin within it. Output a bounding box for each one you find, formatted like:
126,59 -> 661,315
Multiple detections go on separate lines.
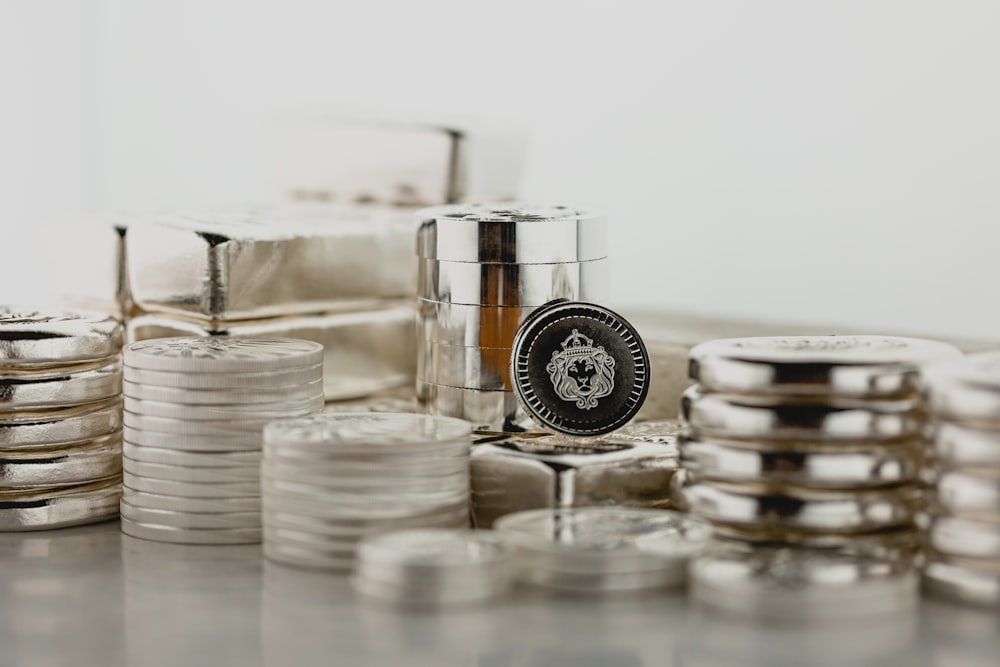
560,329 -> 596,357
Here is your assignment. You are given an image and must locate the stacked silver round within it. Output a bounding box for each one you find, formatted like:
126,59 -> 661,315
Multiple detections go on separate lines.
494,507 -> 711,593
0,308 -> 123,531
261,413 -> 472,571
677,335 -> 962,616
352,529 -> 511,606
921,352 -> 1000,606
121,337 -> 325,544
416,203 -> 608,431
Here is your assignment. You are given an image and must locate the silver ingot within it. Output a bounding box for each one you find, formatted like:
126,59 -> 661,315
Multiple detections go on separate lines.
923,352 -> 1000,427
679,434 -> 924,489
0,399 -> 122,450
0,435 -> 122,487
127,308 -> 413,401
929,468 -> 1000,521
0,477 -> 122,531
419,258 -> 610,306
689,335 -> 961,397
923,557 -> 1000,607
120,516 -> 261,545
673,471 -> 922,533
0,308 -> 122,368
0,360 -> 122,412
416,204 -> 607,264
418,300 -> 535,348
420,342 -> 512,391
126,205 -> 417,321
689,540 -> 918,621
470,435 -> 678,528
930,422 -> 1000,469
422,384 -> 532,433
925,515 -> 1000,560
681,387 -> 922,441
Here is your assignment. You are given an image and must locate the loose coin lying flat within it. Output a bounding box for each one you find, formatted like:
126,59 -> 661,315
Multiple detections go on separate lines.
0,477 -> 121,531
124,337 -> 324,373
689,335 -> 961,397
0,360 -> 121,411
0,308 -> 122,368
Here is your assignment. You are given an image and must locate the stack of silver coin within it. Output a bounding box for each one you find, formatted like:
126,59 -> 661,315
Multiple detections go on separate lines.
676,335 -> 962,616
352,529 -> 512,606
921,352 -> 1000,606
494,507 -> 711,593
120,337 -> 325,544
1,308 -> 123,531
416,203 -> 609,431
261,413 -> 472,570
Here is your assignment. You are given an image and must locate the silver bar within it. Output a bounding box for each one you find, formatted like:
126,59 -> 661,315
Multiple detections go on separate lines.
419,258 -> 609,306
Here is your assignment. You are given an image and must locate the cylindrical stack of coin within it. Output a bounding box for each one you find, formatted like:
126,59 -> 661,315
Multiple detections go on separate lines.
921,352 -> 1000,606
415,203 -> 609,431
121,337 -> 325,544
0,308 -> 124,531
675,335 -> 962,617
261,413 -> 472,571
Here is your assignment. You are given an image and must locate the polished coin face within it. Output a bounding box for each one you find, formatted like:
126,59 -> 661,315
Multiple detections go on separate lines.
0,360 -> 121,412
690,335 -> 961,397
124,337 -> 324,373
923,352 -> 1000,426
511,301 -> 649,436
0,308 -> 122,368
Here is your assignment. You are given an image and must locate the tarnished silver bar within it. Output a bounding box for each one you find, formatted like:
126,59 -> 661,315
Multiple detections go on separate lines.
419,258 -> 609,306
127,204 -> 417,321
416,204 -> 607,264
127,305 -> 415,401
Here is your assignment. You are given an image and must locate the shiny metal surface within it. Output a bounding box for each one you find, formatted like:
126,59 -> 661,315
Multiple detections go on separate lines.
126,205 -> 417,320
674,471 -> 922,532
0,309 -> 122,368
419,258 -> 610,306
418,299 -> 535,348
923,557 -> 1000,606
0,477 -> 121,531
930,421 -> 1000,468
925,515 -> 1000,560
680,434 -> 924,488
124,395 -> 324,421
123,378 -> 325,404
123,457 -> 261,484
423,384 -> 533,433
0,436 -> 122,487
929,468 -> 1000,521
470,436 -> 677,528
124,337 -> 324,373
120,517 -> 261,545
690,335 -> 961,397
128,307 -> 414,401
0,398 -> 122,450
682,387 -> 923,441
421,342 -> 512,390
923,352 -> 1000,427
0,359 -> 122,411
416,203 -> 607,263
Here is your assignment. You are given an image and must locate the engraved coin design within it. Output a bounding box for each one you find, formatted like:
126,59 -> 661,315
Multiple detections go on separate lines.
124,337 -> 323,372
512,302 -> 649,436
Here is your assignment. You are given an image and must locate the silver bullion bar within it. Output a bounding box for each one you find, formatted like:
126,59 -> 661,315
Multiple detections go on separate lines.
679,435 -> 924,489
424,384 -> 533,433
925,515 -> 1000,560
0,360 -> 121,411
127,305 -> 415,401
929,468 -> 1000,521
269,115 -> 528,206
126,204 -> 417,321
418,299 -> 536,348
673,472 -> 922,532
0,437 -> 122,487
0,309 -> 122,368
416,204 -> 607,264
418,258 -> 610,306
681,387 -> 923,441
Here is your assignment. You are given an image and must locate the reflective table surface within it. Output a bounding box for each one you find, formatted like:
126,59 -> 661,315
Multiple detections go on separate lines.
1,521 -> 997,667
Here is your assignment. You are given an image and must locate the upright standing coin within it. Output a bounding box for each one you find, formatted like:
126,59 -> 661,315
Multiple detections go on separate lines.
511,301 -> 649,436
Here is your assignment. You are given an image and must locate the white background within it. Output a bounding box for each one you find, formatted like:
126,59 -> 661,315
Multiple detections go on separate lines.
2,1 -> 998,339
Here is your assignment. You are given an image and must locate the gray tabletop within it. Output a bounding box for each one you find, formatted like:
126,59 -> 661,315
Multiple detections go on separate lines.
0,522 -> 997,667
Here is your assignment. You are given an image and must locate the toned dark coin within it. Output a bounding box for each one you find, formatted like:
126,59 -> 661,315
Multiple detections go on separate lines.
511,301 -> 649,436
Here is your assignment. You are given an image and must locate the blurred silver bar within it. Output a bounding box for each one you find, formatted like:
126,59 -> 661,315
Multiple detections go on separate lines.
127,204 -> 417,322
418,300 -> 535,348
267,115 -> 529,206
419,258 -> 609,306
127,305 -> 415,401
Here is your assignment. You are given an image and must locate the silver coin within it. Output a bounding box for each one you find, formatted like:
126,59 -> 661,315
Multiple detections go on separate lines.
419,258 -> 609,307
262,450 -> 467,475
616,419 -> 685,452
513,561 -> 687,592
122,487 -> 261,513
923,352 -> 1000,426
929,468 -> 1000,521
689,335 -> 961,397
123,471 -> 259,498
262,496 -> 469,524
124,337 -> 324,373
351,571 -> 509,606
0,477 -> 121,531
926,515 -> 1000,560
0,308 -> 122,368
423,384 -> 532,433
930,422 -> 1000,468
494,507 -> 711,571
120,516 -> 261,544
123,457 -> 261,483
923,557 -> 1000,607
419,341 -> 513,391
260,476 -> 467,510
123,363 -> 324,390
263,539 -> 354,570
0,359 -> 121,412
418,300 -> 536,349
0,398 -> 122,450
711,523 -> 919,556
679,434 -> 924,488
124,395 -> 324,421
123,411 -> 284,436
122,378 -> 324,405
261,462 -> 466,490
122,442 -> 260,467
263,413 -> 472,454
123,426 -> 261,452
416,203 -> 607,263
689,540 -> 918,621
0,437 -> 122,487
120,499 -> 260,529
357,528 -> 508,566
674,472 -> 922,533
681,387 -> 922,441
